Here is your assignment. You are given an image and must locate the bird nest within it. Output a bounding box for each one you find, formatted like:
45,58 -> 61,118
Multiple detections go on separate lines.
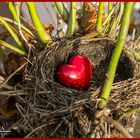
2,37 -> 140,138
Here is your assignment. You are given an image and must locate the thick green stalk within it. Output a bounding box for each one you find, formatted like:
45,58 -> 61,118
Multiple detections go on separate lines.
0,40 -> 25,55
8,2 -> 18,22
26,2 -> 52,44
0,16 -> 25,52
66,2 -> 77,38
96,2 -> 104,32
54,2 -> 69,23
98,2 -> 135,109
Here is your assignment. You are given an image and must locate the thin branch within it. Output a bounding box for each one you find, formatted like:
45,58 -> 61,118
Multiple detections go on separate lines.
0,62 -> 27,90
103,116 -> 133,138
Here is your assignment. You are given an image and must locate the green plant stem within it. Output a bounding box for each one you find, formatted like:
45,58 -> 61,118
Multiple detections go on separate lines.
66,2 -> 77,38
3,17 -> 35,38
0,16 -> 26,52
108,2 -> 113,13
109,3 -> 124,39
14,2 -> 21,23
54,2 -> 69,23
0,40 -> 25,55
96,2 -> 104,32
26,2 -> 52,44
106,2 -> 113,32
103,3 -> 119,34
103,3 -> 118,26
8,2 -> 18,22
98,2 -> 135,109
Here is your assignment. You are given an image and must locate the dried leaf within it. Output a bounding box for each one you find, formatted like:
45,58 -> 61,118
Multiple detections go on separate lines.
81,2 -> 105,33
43,23 -> 54,35
22,30 -> 33,41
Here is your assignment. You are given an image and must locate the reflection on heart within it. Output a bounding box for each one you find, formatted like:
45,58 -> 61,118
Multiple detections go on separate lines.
57,55 -> 92,90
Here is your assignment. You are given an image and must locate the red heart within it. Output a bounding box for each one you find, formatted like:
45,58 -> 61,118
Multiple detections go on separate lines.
57,55 -> 92,90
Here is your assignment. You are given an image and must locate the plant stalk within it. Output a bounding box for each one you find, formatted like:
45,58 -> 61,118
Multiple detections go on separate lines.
8,2 -> 18,22
109,3 -> 124,39
96,2 -> 104,32
98,2 -> 135,109
102,3 -> 119,34
106,2 -> 113,32
66,2 -> 77,38
108,2 -> 113,13
54,2 -> 69,23
26,2 -> 52,44
0,40 -> 25,55
0,16 -> 26,52
3,17 -> 35,38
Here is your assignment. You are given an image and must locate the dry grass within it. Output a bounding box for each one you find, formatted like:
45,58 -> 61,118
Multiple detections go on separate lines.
1,37 -> 140,138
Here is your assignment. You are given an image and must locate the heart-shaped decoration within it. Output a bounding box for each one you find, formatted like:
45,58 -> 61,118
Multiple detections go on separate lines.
57,55 -> 92,90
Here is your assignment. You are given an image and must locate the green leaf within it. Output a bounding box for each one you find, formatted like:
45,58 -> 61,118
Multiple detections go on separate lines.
0,40 -> 25,55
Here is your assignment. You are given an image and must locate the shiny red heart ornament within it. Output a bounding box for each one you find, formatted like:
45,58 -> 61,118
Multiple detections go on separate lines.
57,55 -> 92,90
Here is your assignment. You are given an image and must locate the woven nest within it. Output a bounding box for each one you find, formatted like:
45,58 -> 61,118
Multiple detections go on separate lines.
3,38 -> 140,138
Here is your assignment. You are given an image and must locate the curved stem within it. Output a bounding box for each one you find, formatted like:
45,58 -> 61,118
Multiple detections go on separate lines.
98,2 -> 135,108
26,2 -> 52,44
0,40 -> 25,55
96,2 -> 104,32
103,3 -> 118,26
3,17 -> 35,38
66,2 -> 77,38
0,16 -> 26,52
54,2 -> 69,23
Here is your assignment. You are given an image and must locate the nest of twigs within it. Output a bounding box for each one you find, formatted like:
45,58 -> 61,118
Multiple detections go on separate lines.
2,37 -> 140,138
